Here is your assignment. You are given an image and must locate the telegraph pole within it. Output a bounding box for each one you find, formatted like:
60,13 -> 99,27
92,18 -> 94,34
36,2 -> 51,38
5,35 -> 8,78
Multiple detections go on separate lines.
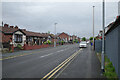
54,23 -> 57,47
2,21 -> 3,27
93,6 -> 95,50
101,0 -> 105,74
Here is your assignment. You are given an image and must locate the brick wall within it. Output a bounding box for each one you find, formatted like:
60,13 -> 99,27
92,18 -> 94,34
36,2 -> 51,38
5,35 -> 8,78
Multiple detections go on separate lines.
58,33 -> 69,42
23,44 -> 50,50
23,43 -> 69,50
23,44 -> 62,50
2,33 -> 12,43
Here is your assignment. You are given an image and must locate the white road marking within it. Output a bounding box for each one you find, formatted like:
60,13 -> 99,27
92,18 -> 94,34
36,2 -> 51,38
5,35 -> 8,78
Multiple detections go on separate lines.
40,47 -> 77,58
57,49 -> 64,52
57,51 -> 61,52
40,53 -> 54,58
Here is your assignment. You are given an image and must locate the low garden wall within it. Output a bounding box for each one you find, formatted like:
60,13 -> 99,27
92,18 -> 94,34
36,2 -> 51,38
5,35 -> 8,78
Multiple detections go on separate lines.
7,43 -> 71,52
23,44 -> 54,50
23,43 -> 71,50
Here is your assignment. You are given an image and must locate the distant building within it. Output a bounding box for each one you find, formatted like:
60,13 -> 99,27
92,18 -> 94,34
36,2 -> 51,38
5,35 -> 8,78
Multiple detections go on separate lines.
72,35 -> 76,41
58,32 -> 69,42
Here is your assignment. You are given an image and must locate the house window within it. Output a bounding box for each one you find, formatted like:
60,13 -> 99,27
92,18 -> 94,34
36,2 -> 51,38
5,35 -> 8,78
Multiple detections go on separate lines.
27,37 -> 32,42
14,34 -> 22,43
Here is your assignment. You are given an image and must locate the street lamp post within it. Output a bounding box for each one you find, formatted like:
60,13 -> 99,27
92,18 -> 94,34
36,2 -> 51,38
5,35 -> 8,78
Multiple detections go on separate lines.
93,6 -> 95,50
101,0 -> 105,74
54,23 -> 57,47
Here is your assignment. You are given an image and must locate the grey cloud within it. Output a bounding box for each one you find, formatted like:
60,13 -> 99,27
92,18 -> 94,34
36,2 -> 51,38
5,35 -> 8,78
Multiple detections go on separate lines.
2,2 -> 118,38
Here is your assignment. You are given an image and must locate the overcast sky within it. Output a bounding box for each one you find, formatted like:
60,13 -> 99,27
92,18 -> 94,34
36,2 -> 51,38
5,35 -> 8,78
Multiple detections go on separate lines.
1,0 -> 119,38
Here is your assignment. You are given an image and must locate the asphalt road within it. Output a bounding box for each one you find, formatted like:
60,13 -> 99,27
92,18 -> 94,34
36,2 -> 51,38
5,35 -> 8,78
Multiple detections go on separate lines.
56,44 -> 102,78
2,43 -> 102,79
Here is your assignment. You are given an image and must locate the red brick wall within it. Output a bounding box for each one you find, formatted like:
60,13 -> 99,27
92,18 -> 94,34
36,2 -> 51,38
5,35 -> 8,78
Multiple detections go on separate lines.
2,33 -> 12,43
0,32 -> 2,43
58,33 -> 69,41
23,44 -> 53,50
23,44 -> 62,50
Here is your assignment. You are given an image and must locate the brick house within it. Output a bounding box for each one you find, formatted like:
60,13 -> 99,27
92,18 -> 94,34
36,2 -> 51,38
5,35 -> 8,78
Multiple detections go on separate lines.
0,24 -> 77,51
0,24 -> 26,49
58,32 -> 70,42
21,29 -> 43,46
41,33 -> 54,43
0,24 -> 56,51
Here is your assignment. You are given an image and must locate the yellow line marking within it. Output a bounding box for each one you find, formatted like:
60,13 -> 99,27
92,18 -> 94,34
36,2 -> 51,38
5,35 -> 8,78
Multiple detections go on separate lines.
41,49 -> 82,80
41,55 -> 74,80
47,51 -> 79,79
47,53 -> 77,80
54,50 -> 80,78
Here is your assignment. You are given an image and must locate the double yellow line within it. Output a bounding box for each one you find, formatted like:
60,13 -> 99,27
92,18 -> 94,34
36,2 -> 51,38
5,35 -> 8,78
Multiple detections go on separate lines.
41,48 -> 82,80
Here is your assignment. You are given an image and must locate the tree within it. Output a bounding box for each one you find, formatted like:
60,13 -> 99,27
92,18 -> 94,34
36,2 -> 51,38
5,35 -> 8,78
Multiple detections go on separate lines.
89,37 -> 93,40
82,37 -> 86,41
89,37 -> 96,40
94,37 -> 97,40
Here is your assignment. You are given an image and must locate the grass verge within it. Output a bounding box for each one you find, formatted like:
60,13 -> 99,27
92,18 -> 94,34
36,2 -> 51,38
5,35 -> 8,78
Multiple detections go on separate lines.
96,53 -> 118,80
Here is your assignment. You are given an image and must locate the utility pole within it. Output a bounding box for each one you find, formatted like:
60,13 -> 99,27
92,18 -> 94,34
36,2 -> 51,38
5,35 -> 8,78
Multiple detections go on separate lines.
101,0 -> 105,74
2,21 -> 3,27
93,6 -> 95,50
54,23 -> 57,47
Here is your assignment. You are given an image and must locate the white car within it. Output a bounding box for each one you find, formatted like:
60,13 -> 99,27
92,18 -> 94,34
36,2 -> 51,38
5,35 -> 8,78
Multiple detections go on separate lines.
79,41 -> 87,48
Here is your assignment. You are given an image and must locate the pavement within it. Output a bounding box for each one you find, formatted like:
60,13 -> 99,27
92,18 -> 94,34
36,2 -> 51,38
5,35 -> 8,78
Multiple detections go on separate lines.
2,43 -> 103,79
55,44 -> 102,78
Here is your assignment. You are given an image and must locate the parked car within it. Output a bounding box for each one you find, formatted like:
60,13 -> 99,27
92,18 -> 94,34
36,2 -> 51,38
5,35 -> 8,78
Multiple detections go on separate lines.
79,41 -> 87,48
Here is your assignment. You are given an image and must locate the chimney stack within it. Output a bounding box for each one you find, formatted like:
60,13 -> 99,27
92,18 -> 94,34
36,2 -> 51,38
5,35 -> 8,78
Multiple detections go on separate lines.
22,29 -> 26,31
10,26 -> 14,28
15,26 -> 18,29
4,24 -> 9,28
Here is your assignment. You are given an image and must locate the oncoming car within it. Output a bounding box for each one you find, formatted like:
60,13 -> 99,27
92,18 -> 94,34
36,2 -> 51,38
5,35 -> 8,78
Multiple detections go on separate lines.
79,41 -> 87,48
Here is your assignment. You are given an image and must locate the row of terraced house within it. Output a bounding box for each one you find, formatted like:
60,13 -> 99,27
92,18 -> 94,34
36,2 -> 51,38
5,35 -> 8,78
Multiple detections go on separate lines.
0,24 -> 81,52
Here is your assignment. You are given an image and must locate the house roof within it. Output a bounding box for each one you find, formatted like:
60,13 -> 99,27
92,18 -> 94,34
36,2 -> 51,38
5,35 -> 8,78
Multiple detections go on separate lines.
50,34 -> 56,38
41,33 -> 51,37
105,16 -> 120,35
0,24 -> 61,38
58,32 -> 69,36
0,26 -> 19,34
0,24 -> 47,38
21,29 -> 43,37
